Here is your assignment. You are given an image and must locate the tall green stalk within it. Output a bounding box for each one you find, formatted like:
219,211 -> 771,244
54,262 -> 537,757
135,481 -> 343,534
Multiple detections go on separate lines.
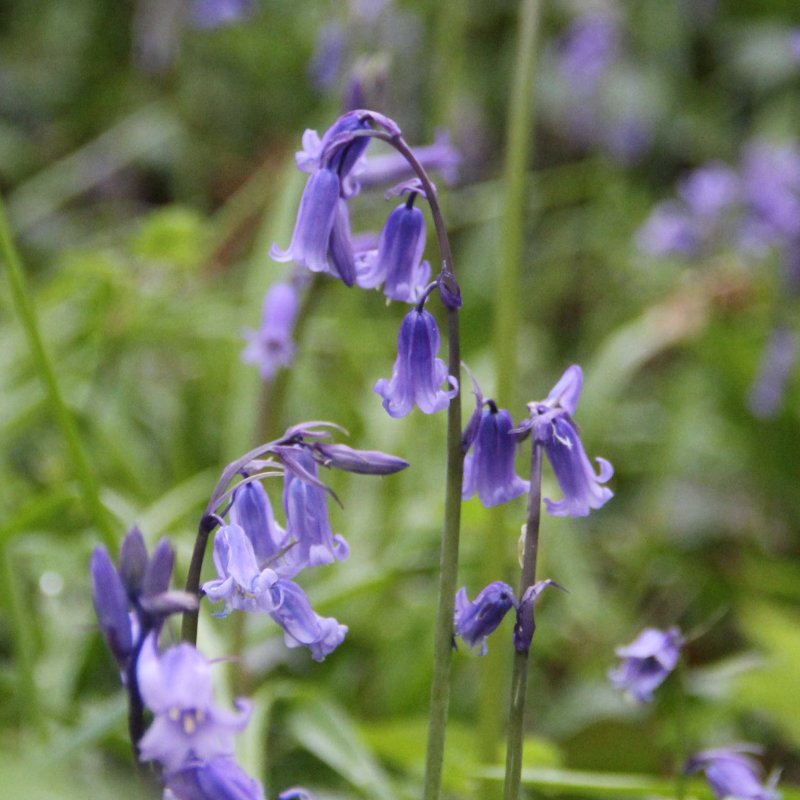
482,0 -> 543,771
503,444 -> 543,800
0,195 -> 117,549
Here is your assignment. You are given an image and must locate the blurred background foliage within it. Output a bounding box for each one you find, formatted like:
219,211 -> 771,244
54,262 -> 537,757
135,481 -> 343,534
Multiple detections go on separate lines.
1,0 -> 800,797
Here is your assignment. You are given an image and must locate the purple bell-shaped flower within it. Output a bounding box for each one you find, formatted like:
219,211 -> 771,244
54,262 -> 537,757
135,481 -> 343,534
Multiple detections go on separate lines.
374,306 -> 458,418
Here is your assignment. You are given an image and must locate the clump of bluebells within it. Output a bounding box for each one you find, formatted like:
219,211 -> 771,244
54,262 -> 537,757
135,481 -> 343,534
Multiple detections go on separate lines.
91,421 -> 408,798
637,139 -> 800,417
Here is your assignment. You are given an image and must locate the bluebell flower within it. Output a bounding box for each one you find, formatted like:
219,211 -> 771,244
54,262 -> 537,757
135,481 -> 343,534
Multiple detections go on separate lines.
513,580 -> 563,654
242,282 -> 299,381
270,168 -> 343,278
608,626 -> 683,703
749,325 -> 798,418
282,447 -> 350,570
557,13 -> 619,93
165,756 -> 265,800
685,746 -> 781,800
192,0 -> 256,28
312,442 -> 410,474
137,635 -> 251,772
91,547 -> 134,670
636,200 -> 699,258
202,525 -> 347,660
203,524 -> 281,614
268,578 -> 347,662
520,365 -> 613,517
741,141 -> 800,249
358,195 -> 430,303
91,528 -> 197,670
454,581 -> 516,655
374,307 -> 458,417
228,480 -> 289,566
678,163 -> 740,219
462,376 -> 528,508
274,111 -> 401,284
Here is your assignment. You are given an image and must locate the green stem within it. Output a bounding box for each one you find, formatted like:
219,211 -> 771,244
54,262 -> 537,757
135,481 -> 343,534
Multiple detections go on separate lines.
181,516 -> 216,644
482,0 -> 542,773
360,128 -> 464,800
503,443 -> 543,800
494,0 -> 541,406
0,195 -> 117,548
0,544 -> 42,733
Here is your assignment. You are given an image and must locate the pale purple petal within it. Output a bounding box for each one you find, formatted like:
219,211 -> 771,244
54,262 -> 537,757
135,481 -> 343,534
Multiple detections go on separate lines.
454,582 -> 516,656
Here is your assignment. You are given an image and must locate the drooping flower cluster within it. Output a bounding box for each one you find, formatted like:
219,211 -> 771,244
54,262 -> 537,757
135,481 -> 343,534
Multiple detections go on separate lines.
685,746 -> 782,800
608,626 -> 684,703
202,422 -> 408,661
637,140 -> 800,416
265,110 -> 459,419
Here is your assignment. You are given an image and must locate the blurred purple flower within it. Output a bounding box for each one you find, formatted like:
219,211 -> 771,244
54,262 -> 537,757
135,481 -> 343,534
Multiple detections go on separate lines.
741,141 -> 800,248
518,365 -> 613,517
685,746 -> 781,800
165,756 -> 265,800
192,0 -> 257,28
748,326 -> 798,418
609,626 -> 683,703
358,130 -> 461,188
137,635 -> 251,771
557,13 -> 620,92
374,307 -> 458,417
454,581 -> 516,655
242,282 -> 299,380
678,163 -> 741,219
791,29 -> 800,64
636,200 -> 699,258
462,376 -> 528,507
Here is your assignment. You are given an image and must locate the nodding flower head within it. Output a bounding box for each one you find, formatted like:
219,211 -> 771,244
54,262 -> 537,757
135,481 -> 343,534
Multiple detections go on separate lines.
609,626 -> 683,703
374,306 -> 458,418
282,446 -> 350,571
685,746 -> 781,800
462,375 -> 528,508
357,195 -> 431,303
454,581 -> 517,656
518,365 -> 613,517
